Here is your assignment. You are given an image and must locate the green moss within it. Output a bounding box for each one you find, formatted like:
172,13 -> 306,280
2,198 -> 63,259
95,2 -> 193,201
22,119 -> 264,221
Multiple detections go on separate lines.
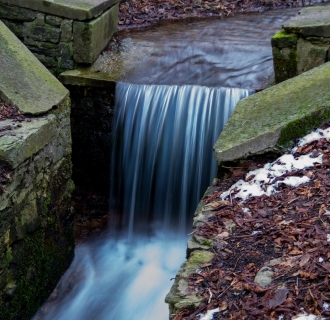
0,225 -> 74,319
273,48 -> 297,83
202,239 -> 212,247
67,179 -> 75,196
5,249 -> 12,263
277,106 -> 330,146
188,250 -> 213,265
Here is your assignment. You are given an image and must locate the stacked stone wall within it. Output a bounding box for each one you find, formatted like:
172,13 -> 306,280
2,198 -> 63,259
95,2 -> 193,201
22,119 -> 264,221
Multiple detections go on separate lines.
272,5 -> 330,83
0,0 -> 118,75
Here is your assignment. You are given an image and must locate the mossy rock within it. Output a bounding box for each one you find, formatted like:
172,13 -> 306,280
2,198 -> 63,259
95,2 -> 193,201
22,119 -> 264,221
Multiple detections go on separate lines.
214,62 -> 330,162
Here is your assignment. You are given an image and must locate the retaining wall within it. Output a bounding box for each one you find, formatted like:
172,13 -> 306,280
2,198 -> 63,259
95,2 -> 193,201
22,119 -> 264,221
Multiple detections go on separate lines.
272,5 -> 330,83
0,21 -> 74,319
0,0 -> 118,74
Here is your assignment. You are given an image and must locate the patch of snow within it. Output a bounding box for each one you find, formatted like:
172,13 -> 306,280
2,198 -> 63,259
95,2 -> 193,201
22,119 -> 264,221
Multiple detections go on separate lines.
295,127 -> 330,149
252,231 -> 262,235
327,234 -> 330,242
278,176 -> 310,188
323,302 -> 330,311
293,314 -> 326,320
198,308 -> 220,320
278,315 -> 284,320
221,151 -> 322,202
319,257 -> 324,263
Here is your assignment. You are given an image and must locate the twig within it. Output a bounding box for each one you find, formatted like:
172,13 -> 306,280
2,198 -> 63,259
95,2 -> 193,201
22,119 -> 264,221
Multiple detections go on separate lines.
208,288 -> 213,303
217,284 -> 231,299
233,253 -> 245,271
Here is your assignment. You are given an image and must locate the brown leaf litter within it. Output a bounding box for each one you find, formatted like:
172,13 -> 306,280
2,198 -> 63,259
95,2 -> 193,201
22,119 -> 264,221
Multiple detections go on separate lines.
179,122 -> 330,319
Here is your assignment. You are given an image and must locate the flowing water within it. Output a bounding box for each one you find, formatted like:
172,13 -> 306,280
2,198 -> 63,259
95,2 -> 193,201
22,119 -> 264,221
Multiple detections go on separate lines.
34,7 -> 301,320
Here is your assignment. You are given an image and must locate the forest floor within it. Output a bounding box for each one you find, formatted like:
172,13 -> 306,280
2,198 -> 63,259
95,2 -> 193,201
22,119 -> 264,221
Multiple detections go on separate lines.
176,123 -> 330,320
118,0 -> 319,29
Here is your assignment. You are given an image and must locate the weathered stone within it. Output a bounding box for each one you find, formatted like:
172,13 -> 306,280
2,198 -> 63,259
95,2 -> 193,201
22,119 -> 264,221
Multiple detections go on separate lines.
165,250 -> 213,318
24,20 -> 61,44
1,19 -> 24,38
33,53 -> 58,67
214,62 -> 330,162
73,3 -> 118,64
26,42 -> 63,58
45,15 -> 63,27
254,267 -> 274,287
284,5 -> 330,37
271,30 -> 298,83
59,42 -> 74,69
60,19 -> 73,42
0,116 -> 56,169
0,3 -> 37,21
2,0 -> 118,20
59,69 -> 117,87
0,21 -> 69,114
297,37 -> 329,73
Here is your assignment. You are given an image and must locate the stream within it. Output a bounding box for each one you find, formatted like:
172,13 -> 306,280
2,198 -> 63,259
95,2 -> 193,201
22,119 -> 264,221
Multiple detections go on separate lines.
34,7 -> 300,320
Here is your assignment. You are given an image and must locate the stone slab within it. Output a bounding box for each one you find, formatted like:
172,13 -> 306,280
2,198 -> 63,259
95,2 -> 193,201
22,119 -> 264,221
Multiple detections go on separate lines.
0,21 -> 69,115
214,62 -> 330,162
0,0 -> 118,20
0,115 -> 56,169
73,3 -> 118,64
283,5 -> 330,37
59,68 -> 117,87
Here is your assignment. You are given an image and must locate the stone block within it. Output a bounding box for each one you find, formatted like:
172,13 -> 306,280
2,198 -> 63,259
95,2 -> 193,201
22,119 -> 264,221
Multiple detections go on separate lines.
297,38 -> 329,74
73,3 -> 118,64
24,20 -> 61,44
1,19 -> 24,38
0,116 -> 57,169
45,15 -> 63,27
59,42 -> 74,70
3,0 -> 118,20
33,53 -> 58,68
0,3 -> 36,21
214,62 -> 330,162
284,5 -> 330,37
271,30 -> 298,83
0,21 -> 69,115
60,19 -> 73,42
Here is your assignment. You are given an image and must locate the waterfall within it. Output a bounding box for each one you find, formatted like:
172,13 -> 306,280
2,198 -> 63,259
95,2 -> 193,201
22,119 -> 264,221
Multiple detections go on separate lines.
33,83 -> 252,320
110,83 -> 252,238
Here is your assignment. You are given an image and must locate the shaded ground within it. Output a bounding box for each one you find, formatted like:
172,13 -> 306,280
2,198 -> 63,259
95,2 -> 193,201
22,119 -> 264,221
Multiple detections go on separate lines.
176,123 -> 330,319
0,99 -> 29,194
118,0 -> 322,28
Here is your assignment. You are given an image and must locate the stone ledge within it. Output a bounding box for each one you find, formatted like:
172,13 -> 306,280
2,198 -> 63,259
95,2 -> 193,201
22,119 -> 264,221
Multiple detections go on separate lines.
0,115 -> 56,169
0,0 -> 118,21
283,5 -> 330,37
73,3 -> 118,64
0,21 -> 69,115
214,62 -> 330,162
59,69 -> 117,87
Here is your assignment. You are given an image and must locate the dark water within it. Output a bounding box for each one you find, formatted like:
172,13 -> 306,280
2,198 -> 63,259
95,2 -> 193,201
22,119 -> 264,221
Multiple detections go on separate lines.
34,7 -> 302,320
93,8 -> 300,90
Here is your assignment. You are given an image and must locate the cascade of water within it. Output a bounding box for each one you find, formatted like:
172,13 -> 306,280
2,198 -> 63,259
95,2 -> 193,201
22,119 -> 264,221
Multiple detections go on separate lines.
33,83 -> 252,320
110,83 -> 252,238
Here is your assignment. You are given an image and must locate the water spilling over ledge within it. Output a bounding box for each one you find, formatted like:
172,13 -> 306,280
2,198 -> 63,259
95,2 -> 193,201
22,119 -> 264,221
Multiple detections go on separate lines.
33,7 -> 310,320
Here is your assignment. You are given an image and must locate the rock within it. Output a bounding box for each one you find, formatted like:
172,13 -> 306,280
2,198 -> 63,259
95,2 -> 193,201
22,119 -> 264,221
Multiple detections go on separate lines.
2,0 -> 118,21
284,5 -> 330,38
254,267 -> 274,287
297,38 -> 329,74
214,62 -> 330,162
271,30 -> 298,83
73,4 -> 118,64
0,21 -> 69,114
0,116 -> 56,169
